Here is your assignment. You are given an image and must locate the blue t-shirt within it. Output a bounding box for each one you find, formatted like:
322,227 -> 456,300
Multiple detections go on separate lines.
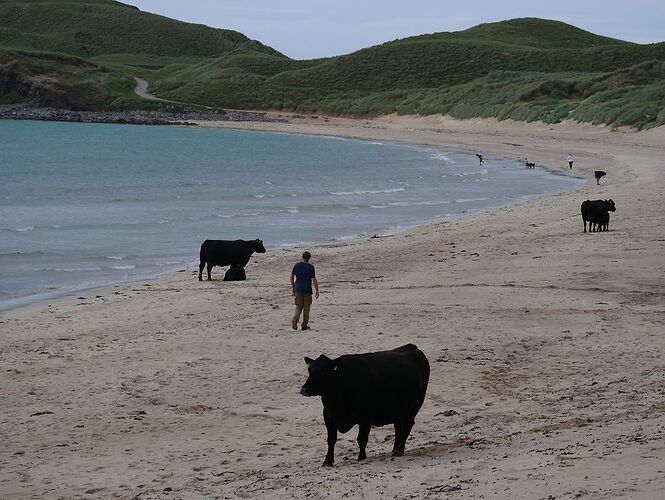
292,262 -> 316,294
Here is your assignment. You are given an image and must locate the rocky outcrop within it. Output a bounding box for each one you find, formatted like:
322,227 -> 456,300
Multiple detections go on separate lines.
0,62 -> 91,109
0,103 -> 286,125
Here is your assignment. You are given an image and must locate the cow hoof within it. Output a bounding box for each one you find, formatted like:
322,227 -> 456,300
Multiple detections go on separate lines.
392,450 -> 404,457
322,460 -> 334,467
357,455 -> 366,461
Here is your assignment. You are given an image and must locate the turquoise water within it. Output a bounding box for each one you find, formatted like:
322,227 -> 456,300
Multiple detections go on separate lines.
0,120 -> 583,310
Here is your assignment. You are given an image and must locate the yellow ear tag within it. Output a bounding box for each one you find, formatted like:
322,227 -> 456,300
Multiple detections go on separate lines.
304,362 -> 310,373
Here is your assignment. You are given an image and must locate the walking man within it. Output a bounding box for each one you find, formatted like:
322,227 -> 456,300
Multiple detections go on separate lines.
291,251 -> 319,331
567,153 -> 575,170
476,153 -> 484,165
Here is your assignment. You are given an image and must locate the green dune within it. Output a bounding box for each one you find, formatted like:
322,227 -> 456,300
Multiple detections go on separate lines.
1,1 -> 663,128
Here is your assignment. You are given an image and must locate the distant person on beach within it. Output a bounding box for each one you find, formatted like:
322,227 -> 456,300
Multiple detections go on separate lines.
476,154 -> 484,165
567,153 -> 575,170
291,251 -> 319,331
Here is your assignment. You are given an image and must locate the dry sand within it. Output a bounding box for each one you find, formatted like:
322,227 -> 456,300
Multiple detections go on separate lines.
1,115 -> 664,499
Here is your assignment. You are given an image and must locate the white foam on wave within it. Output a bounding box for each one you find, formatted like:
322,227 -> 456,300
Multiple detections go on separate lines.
105,255 -> 124,260
331,187 -> 406,196
455,197 -> 489,204
111,265 -> 136,270
14,226 -> 35,232
389,200 -> 452,207
431,153 -> 454,163
38,266 -> 103,272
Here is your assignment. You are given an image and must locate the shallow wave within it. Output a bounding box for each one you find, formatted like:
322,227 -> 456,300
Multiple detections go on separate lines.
110,265 -> 136,270
0,250 -> 46,257
430,153 -> 454,163
454,197 -> 490,203
36,266 -> 103,272
330,187 -> 406,196
2,226 -> 35,233
389,200 -> 452,207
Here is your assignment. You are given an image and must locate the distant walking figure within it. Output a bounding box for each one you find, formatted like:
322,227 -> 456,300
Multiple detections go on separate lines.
567,153 -> 575,170
291,251 -> 319,331
476,154 -> 483,165
524,158 -> 536,169
594,170 -> 606,185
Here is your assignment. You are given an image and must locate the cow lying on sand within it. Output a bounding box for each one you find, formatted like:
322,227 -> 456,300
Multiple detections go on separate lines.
223,265 -> 246,281
198,239 -> 266,281
301,344 -> 430,466
581,199 -> 616,233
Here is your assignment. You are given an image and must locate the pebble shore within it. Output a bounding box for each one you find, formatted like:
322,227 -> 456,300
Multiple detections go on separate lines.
0,104 -> 286,126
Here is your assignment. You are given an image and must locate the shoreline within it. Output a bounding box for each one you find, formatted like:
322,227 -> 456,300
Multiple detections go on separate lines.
2,114 -> 664,499
0,127 -> 583,315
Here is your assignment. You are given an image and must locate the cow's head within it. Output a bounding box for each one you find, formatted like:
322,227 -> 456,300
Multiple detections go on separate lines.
604,199 -> 616,212
253,239 -> 267,253
300,355 -> 337,397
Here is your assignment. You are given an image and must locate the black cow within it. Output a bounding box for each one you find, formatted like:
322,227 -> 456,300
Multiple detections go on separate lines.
198,239 -> 266,281
596,211 -> 610,232
581,199 -> 616,233
223,265 -> 246,281
594,170 -> 607,185
301,344 -> 430,466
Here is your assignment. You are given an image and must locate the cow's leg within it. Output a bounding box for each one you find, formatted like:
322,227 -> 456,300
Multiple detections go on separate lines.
357,422 -> 371,461
198,260 -> 205,281
392,421 -> 403,457
397,417 -> 415,455
206,263 -> 213,280
323,411 -> 337,467
583,217 -> 587,233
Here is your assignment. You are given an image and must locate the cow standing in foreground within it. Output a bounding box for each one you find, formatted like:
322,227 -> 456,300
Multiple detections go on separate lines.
198,239 -> 266,281
581,199 -> 616,233
301,344 -> 430,466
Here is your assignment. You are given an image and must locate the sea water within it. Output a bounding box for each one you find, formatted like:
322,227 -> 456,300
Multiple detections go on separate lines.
0,120 -> 583,311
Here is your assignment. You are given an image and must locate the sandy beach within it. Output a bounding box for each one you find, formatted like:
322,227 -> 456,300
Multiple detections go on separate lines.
1,115 -> 664,499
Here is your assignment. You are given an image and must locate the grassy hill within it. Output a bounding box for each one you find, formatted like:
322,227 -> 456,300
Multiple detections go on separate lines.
0,1 -> 664,129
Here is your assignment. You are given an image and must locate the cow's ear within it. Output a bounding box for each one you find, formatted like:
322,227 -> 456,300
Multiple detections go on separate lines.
304,357 -> 313,372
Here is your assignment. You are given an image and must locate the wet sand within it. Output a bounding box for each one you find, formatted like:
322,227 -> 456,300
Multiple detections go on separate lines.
1,115 -> 664,499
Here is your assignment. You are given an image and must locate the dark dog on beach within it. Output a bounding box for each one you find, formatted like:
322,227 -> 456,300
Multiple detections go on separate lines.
524,158 -> 536,169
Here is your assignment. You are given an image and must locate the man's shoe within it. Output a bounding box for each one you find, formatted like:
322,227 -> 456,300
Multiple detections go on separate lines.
291,319 -> 298,330
302,325 -> 310,331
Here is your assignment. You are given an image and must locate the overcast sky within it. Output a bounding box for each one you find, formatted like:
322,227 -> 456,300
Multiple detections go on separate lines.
128,0 -> 665,59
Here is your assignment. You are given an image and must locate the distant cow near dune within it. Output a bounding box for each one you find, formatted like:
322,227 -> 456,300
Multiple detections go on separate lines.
581,199 -> 616,233
594,170 -> 607,185
198,239 -> 266,281
301,344 -> 430,466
